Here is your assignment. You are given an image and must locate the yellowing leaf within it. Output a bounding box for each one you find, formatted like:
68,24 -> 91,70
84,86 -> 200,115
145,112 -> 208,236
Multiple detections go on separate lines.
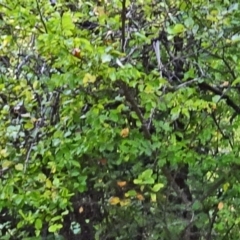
93,6 -> 105,16
218,202 -> 224,210
0,149 -> 8,158
109,197 -> 120,205
79,206 -> 84,213
144,85 -> 154,94
98,158 -> 107,165
2,160 -> 13,168
220,81 -> 229,88
33,80 -> 38,90
120,199 -> 131,206
117,181 -> 127,187
72,48 -> 81,59
15,163 -> 23,171
83,73 -> 96,86
120,128 -> 129,138
45,179 -> 52,189
223,183 -> 230,192
151,193 -> 157,202
136,193 -> 144,201
48,162 -> 56,173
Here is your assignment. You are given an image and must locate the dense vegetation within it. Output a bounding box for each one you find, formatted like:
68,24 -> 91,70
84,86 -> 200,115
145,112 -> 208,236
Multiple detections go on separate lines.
1,0 -> 240,239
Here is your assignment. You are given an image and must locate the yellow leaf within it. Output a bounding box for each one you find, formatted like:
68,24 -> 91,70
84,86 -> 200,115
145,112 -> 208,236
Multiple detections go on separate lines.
83,73 -> 96,86
120,199 -> 131,206
79,206 -> 84,213
151,193 -> 156,202
220,81 -> 229,88
2,160 -> 13,168
136,193 -> 144,201
48,162 -> 56,173
93,6 -> 105,16
33,80 -> 39,90
109,197 -> 120,205
0,149 -> 8,158
223,183 -> 230,192
218,202 -> 224,210
120,128 -> 129,138
15,163 -> 23,171
117,181 -> 127,187
45,179 -> 52,189
51,190 -> 57,201
144,85 -> 154,94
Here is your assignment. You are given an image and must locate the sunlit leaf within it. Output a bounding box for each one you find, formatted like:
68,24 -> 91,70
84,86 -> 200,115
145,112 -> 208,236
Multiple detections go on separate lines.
109,197 -> 120,205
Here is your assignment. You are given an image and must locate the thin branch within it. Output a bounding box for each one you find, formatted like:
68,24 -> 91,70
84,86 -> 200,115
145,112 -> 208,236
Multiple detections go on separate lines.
221,223 -> 235,240
35,0 -> 48,33
211,112 -> 234,149
198,82 -> 240,114
198,176 -> 226,202
121,0 -> 126,52
162,166 -> 191,205
153,40 -> 163,77
16,54 -> 33,79
120,81 -> 151,140
0,3 -> 11,10
24,143 -> 33,173
206,207 -> 218,240
175,78 -> 200,90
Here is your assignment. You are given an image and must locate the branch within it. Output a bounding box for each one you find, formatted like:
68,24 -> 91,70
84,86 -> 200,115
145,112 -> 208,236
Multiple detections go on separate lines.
120,81 -> 151,140
198,176 -> 226,202
24,143 -> 33,173
198,82 -> 240,114
211,112 -> 234,149
35,0 -> 48,33
206,206 -> 218,240
121,0 -> 126,52
162,166 -> 191,205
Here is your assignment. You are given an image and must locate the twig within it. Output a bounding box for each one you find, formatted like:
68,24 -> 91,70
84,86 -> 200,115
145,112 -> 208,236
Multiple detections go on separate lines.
175,78 -> 199,90
35,0 -> 48,33
24,143 -> 33,173
162,166 -> 191,205
16,54 -> 32,79
152,40 -> 163,77
199,82 -> 240,114
121,0 -> 126,52
198,176 -> 226,202
206,207 -> 218,240
211,112 -> 233,149
120,81 -> 151,139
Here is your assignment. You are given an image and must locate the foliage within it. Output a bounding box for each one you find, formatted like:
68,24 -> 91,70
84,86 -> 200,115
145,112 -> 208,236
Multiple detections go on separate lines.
1,0 -> 240,239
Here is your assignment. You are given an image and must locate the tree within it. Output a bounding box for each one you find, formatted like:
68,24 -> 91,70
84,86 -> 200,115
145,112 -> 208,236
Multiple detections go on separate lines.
1,0 -> 240,239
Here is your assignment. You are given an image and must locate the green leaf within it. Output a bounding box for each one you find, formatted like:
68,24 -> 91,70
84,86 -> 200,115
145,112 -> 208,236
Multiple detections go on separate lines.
173,24 -> 185,34
152,183 -> 164,192
170,107 -> 180,121
212,95 -> 221,103
141,169 -> 153,179
35,219 -> 42,230
48,224 -> 63,233
101,53 -> 112,63
133,179 -> 142,184
125,190 -> 137,197
141,178 -> 155,184
168,24 -> 185,35
61,12 -> 75,35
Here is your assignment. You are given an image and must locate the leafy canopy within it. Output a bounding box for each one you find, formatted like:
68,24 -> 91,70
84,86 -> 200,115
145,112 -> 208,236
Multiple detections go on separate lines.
1,0 -> 240,239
